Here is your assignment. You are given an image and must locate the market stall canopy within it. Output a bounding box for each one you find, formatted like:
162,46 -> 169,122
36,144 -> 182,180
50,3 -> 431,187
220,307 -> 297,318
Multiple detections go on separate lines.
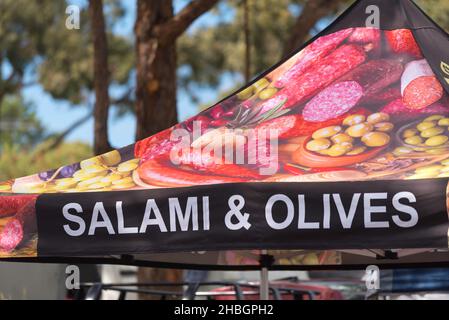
2,0 -> 449,270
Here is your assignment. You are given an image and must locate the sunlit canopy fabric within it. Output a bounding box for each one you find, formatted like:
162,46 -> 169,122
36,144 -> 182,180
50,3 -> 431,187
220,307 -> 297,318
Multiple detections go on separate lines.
1,0 -> 449,270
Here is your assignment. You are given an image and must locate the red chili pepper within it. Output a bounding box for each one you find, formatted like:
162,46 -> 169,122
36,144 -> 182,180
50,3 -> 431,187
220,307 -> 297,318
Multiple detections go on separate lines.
284,163 -> 346,175
283,163 -> 306,175
310,167 -> 347,173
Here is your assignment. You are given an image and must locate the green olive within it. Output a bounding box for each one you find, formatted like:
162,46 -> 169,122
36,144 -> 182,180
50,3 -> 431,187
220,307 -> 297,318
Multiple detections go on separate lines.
438,118 -> 449,126
253,78 -> 270,92
420,126 -> 444,138
312,126 -> 342,139
374,122 -> 394,132
346,146 -> 367,156
326,144 -> 352,157
405,135 -> 423,145
424,115 -> 445,122
415,165 -> 445,175
367,112 -> 390,124
237,86 -> 255,100
101,150 -> 121,167
342,114 -> 366,126
403,128 -> 419,139
306,138 -> 331,152
441,159 -> 449,166
438,172 -> 449,178
426,148 -> 449,155
258,87 -> 278,100
417,121 -> 436,131
393,146 -> 413,157
331,133 -> 353,144
425,135 -> 449,147
361,132 -> 390,147
406,172 -> 440,180
317,149 -> 330,156
346,123 -> 373,138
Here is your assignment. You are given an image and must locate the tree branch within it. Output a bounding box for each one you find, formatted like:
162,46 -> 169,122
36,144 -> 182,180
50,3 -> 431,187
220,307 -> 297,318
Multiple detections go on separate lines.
42,111 -> 93,152
282,0 -> 345,57
158,0 -> 219,46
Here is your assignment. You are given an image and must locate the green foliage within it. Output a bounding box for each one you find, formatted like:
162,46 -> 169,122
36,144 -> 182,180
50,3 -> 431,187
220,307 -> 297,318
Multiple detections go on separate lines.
0,141 -> 92,180
0,95 -> 45,146
178,0 -> 295,94
0,0 -> 134,105
37,2 -> 134,105
416,0 -> 449,32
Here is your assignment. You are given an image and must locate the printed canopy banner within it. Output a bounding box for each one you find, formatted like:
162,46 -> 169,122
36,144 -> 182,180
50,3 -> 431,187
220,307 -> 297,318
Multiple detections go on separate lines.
1,0 -> 449,269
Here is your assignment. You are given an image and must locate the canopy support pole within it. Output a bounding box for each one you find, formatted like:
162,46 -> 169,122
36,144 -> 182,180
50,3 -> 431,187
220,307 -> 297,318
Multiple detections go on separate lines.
259,250 -> 274,300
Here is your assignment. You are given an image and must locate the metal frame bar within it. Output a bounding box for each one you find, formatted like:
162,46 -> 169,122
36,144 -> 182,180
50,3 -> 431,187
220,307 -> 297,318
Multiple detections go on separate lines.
78,281 -> 319,301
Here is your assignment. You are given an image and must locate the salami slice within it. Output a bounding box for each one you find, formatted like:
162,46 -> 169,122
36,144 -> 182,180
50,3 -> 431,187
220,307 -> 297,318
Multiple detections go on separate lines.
260,44 -> 367,113
385,29 -> 423,58
0,195 -> 37,252
338,59 -> 404,97
0,220 -> 23,252
381,98 -> 449,123
401,59 -> 444,110
302,81 -> 363,122
272,28 -> 354,88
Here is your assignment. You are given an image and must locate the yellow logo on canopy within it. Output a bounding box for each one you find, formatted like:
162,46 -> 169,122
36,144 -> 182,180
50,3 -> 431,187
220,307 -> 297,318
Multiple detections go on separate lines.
442,61 -> 449,85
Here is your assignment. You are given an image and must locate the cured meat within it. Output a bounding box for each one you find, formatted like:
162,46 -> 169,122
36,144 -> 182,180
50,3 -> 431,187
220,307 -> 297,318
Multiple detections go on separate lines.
338,59 -> 404,97
134,128 -> 173,159
302,59 -> 403,122
256,107 -> 369,139
0,195 -> 37,218
271,28 -> 354,88
385,29 -> 423,58
381,98 -> 449,123
348,28 -> 380,44
260,44 -> 367,113
137,159 -> 246,187
302,81 -> 363,122
361,87 -> 402,105
348,27 -> 381,56
0,195 -> 37,252
177,148 -> 261,179
401,59 -> 444,110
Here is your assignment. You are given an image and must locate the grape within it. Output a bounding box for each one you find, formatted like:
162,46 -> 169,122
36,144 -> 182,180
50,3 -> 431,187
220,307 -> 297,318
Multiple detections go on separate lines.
38,163 -> 80,181
39,170 -> 56,181
59,164 -> 80,178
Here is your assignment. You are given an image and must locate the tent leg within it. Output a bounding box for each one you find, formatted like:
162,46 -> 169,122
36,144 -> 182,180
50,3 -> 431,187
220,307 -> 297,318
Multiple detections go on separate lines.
260,250 -> 269,300
260,266 -> 269,300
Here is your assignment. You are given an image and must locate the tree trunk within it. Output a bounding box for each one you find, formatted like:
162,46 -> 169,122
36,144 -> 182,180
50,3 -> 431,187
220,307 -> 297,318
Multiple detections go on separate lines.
243,0 -> 251,83
89,0 -> 112,155
134,0 -> 178,141
134,0 -> 181,299
283,0 -> 344,57
134,0 -> 219,299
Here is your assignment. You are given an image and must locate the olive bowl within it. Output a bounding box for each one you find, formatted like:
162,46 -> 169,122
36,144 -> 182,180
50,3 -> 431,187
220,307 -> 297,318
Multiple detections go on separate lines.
292,136 -> 388,168
396,119 -> 449,152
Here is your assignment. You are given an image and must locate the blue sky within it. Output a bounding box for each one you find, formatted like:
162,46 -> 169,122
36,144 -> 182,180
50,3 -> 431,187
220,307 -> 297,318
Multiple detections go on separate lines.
20,0 -> 328,149
20,0 -> 241,148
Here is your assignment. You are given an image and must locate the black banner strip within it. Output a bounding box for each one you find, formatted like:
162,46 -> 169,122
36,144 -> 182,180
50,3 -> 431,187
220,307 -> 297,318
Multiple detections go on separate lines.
35,179 -> 449,256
